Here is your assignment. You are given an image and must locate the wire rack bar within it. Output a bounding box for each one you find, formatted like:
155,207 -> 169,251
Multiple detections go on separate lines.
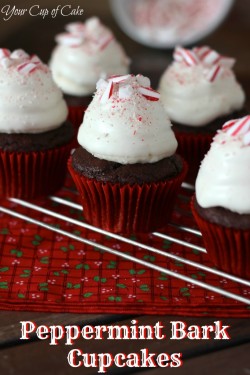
9,197 -> 250,287
0,197 -> 249,305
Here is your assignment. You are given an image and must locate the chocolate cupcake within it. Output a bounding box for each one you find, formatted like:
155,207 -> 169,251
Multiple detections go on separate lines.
159,46 -> 246,182
68,74 -> 187,234
191,115 -> 250,278
0,48 -> 74,199
50,17 -> 130,130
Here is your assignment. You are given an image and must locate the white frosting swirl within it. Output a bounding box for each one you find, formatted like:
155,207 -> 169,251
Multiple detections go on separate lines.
50,18 -> 130,96
0,49 -> 68,134
159,46 -> 245,126
77,74 -> 177,164
196,117 -> 250,214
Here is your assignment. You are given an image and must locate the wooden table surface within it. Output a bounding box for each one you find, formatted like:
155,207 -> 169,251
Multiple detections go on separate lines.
0,1 -> 250,374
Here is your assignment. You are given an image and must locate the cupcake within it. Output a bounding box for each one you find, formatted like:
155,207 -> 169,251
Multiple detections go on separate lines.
0,48 -> 74,199
191,115 -> 250,278
68,74 -> 187,234
159,46 -> 246,182
50,17 -> 130,129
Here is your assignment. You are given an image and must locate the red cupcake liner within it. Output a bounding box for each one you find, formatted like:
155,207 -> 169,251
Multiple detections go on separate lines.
68,157 -> 188,234
0,142 -> 73,199
191,196 -> 250,279
174,130 -> 213,183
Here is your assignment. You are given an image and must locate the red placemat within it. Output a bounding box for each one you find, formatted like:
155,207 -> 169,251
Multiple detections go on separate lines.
0,176 -> 249,317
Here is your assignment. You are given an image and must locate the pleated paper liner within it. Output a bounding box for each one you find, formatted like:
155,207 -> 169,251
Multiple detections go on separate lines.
0,142 -> 73,199
174,130 -> 213,184
68,157 -> 188,234
191,196 -> 250,279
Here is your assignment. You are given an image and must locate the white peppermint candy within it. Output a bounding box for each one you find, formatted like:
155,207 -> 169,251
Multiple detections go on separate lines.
0,57 -> 13,69
11,49 -> 29,59
119,84 -> 133,99
136,74 -> 150,87
96,78 -> 108,90
56,33 -> 84,47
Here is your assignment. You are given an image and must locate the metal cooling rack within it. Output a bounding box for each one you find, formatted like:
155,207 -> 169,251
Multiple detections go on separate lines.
0,182 -> 249,306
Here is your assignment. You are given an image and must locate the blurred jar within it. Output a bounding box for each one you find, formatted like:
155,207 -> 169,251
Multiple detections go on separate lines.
110,0 -> 234,48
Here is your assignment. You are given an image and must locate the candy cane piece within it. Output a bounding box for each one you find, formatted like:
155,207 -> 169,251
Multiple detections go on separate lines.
193,46 -> 210,59
206,64 -> 223,82
17,62 -> 38,75
11,49 -> 29,59
100,35 -> 114,50
96,78 -> 108,90
200,49 -> 220,65
218,56 -> 235,69
138,86 -> 160,101
55,33 -> 84,46
222,119 -> 238,131
0,57 -> 13,69
29,55 -> 42,64
66,22 -> 86,34
226,116 -> 250,137
109,74 -> 132,83
174,47 -> 199,66
100,80 -> 114,103
0,48 -> 11,59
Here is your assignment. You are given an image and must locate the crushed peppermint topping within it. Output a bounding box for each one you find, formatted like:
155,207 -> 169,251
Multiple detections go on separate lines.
0,48 -> 43,74
55,17 -> 114,51
173,46 -> 236,82
97,74 -> 160,103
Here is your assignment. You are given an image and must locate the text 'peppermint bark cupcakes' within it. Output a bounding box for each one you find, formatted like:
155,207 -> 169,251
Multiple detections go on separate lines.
191,115 -> 250,278
0,48 -> 74,199
50,17 -> 130,129
68,74 -> 187,234
159,46 -> 246,182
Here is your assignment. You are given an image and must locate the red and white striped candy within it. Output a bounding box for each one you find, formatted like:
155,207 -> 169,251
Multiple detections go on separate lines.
193,46 -> 210,59
56,33 -> 84,47
174,47 -> 199,66
98,34 -> 114,51
222,119 -> 238,131
66,22 -> 86,34
100,80 -> 114,103
109,74 -> 132,83
242,130 -> 250,146
29,55 -> 41,64
0,48 -> 10,59
138,86 -> 160,101
200,49 -> 220,66
11,49 -> 29,59
223,116 -> 250,137
218,56 -> 235,69
206,64 -> 223,82
17,62 -> 38,75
